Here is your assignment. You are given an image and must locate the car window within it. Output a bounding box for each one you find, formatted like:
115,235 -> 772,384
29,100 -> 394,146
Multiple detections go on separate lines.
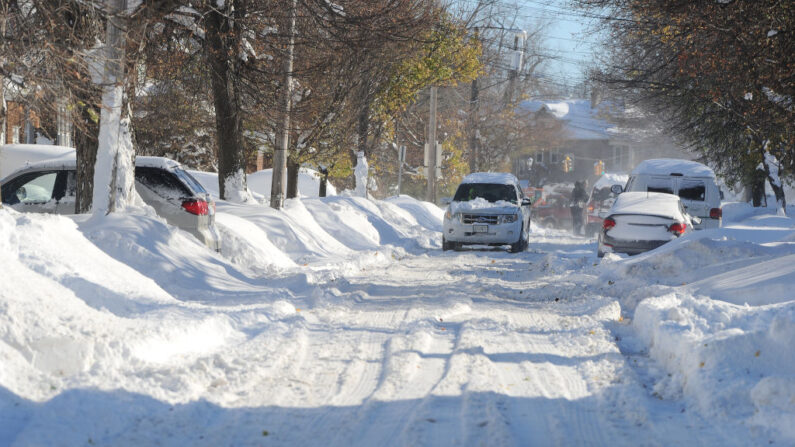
1,171 -> 58,205
135,166 -> 192,200
454,183 -> 517,204
647,177 -> 674,194
592,187 -> 614,202
173,168 -> 208,195
678,179 -> 706,201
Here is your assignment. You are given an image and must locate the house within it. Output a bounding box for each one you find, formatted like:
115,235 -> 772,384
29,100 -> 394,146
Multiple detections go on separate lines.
515,97 -> 689,186
2,78 -> 71,147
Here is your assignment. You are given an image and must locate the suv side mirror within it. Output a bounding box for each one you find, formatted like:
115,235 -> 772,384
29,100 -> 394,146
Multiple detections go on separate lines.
719,190 -> 725,200
440,197 -> 452,205
610,184 -> 623,195
521,197 -> 533,206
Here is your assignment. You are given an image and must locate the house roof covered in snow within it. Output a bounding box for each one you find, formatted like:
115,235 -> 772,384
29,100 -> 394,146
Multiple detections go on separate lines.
519,99 -> 623,141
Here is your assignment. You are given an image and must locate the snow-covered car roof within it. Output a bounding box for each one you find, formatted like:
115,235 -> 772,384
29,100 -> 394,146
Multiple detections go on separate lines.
592,172 -> 628,190
610,191 -> 685,220
0,144 -> 76,179
135,156 -> 182,170
460,172 -> 519,185
631,158 -> 716,178
2,153 -> 184,181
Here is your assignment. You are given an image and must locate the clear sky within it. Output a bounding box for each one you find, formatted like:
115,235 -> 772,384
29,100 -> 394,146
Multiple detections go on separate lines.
514,0 -> 602,89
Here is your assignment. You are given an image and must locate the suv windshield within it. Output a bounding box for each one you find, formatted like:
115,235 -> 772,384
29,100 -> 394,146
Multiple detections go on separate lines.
454,183 -> 517,204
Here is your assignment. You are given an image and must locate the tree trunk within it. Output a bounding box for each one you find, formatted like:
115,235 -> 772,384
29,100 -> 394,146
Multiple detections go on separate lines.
270,0 -> 296,209
75,105 -> 99,213
760,149 -> 787,214
286,158 -> 299,199
750,175 -> 765,208
468,76 -> 479,173
205,2 -> 248,203
318,166 -> 328,198
92,0 -> 136,215
356,89 -> 371,157
0,78 -> 4,206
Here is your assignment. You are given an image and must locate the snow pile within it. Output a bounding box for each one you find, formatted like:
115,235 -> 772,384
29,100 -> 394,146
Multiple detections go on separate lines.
189,167 -> 337,202
633,293 -> 795,440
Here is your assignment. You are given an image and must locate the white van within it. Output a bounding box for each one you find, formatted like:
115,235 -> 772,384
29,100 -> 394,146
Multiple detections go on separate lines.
623,158 -> 722,229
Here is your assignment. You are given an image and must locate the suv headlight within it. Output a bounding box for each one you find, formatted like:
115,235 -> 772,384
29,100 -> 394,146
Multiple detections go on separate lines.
499,213 -> 519,224
444,209 -> 454,220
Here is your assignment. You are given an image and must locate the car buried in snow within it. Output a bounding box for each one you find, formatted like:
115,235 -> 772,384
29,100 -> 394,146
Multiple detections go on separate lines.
442,172 -> 533,253
1,154 -> 222,252
597,191 -> 698,257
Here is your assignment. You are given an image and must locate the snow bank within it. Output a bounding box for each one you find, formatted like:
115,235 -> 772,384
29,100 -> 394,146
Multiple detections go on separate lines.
0,208 -> 244,403
189,168 -> 336,202
599,203 -> 795,442
185,172 -> 442,269
633,294 -> 795,440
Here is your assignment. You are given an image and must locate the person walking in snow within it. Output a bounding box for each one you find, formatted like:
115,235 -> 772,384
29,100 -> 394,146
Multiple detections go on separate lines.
570,180 -> 588,235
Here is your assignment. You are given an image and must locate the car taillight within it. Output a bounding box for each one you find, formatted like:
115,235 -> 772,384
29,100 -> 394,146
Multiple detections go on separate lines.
182,199 -> 209,215
669,222 -> 687,236
603,217 -> 616,231
709,207 -> 722,219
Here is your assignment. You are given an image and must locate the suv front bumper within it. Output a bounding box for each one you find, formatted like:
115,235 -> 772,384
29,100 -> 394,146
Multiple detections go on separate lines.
443,220 -> 522,245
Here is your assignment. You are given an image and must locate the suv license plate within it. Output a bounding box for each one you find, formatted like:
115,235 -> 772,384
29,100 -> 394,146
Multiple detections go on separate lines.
473,224 -> 488,233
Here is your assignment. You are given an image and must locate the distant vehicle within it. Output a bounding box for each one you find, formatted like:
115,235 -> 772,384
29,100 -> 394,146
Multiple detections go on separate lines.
442,172 -> 533,253
597,191 -> 697,257
622,159 -> 721,229
528,182 -> 573,229
1,155 -> 221,251
585,173 -> 628,236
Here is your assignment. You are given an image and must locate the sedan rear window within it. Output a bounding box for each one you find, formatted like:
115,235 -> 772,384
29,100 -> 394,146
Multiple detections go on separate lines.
173,168 -> 208,195
454,183 -> 517,203
135,167 -> 192,199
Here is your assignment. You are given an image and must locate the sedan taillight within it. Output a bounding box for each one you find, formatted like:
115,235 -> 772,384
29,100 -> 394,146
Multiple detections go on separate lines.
709,207 -> 722,219
603,217 -> 616,231
182,199 -> 209,215
669,222 -> 687,236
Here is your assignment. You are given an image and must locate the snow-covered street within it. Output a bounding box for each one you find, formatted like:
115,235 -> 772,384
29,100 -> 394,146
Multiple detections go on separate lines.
2,192 -> 793,446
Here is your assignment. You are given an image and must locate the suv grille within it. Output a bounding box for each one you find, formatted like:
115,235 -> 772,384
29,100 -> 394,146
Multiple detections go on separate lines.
462,214 -> 498,225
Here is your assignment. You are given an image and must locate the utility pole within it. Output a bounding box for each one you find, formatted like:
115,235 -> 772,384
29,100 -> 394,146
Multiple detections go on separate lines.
395,119 -> 405,196
271,0 -> 296,210
468,30 -> 480,173
505,30 -> 526,104
426,86 -> 438,203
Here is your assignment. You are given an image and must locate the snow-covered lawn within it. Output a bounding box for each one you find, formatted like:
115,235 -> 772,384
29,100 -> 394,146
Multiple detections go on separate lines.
1,191 -> 793,445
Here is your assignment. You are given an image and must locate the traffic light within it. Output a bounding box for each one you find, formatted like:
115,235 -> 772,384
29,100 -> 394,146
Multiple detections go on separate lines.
562,155 -> 572,173
594,160 -> 605,176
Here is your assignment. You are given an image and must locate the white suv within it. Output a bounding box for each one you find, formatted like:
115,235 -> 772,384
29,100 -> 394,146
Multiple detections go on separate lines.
442,172 -> 532,252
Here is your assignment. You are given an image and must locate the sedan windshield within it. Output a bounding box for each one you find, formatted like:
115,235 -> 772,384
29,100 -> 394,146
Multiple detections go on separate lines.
454,183 -> 517,204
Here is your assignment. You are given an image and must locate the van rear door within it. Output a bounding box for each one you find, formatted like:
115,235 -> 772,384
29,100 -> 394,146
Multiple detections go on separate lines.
676,178 -> 709,227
